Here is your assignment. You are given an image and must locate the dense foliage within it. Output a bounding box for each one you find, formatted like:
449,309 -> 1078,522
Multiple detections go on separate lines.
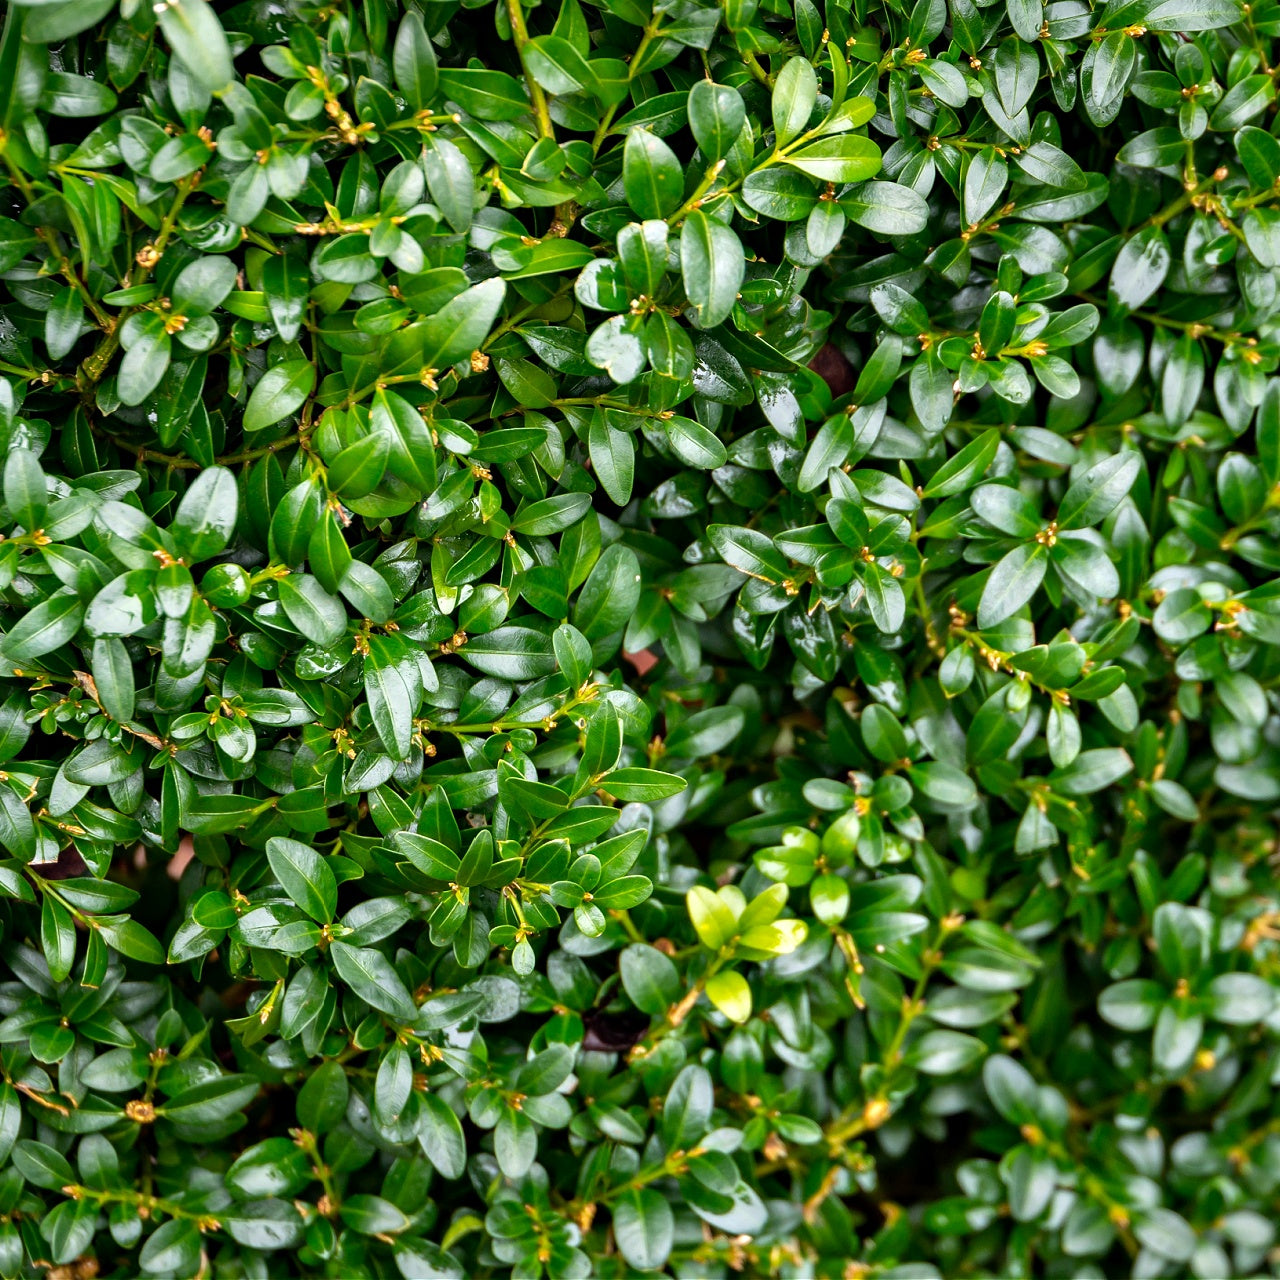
1,0 -> 1280,1273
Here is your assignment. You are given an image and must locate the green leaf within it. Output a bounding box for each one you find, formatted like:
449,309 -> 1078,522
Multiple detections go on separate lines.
13,1141 -> 76,1191
588,414 -> 635,504
162,1075 -> 260,1127
798,415 -> 854,492
688,81 -> 745,162
117,315 -> 171,406
906,1029 -> 986,1075
838,179 -> 926,234
524,35 -> 597,95
1050,747 -> 1133,796
742,167 -> 819,220
964,147 -> 1008,225
423,138 -> 475,235
1082,31 -> 1136,125
365,642 -> 415,761
1110,224 -> 1170,311
243,361 -> 315,433
393,11 -> 438,109
278,574 -> 347,647
412,278 -> 506,375
620,944 -> 680,1015
42,895 -> 75,983
371,390 -> 437,494
172,256 -> 237,316
1153,587 -> 1212,644
512,494 -> 592,536
665,706 -> 744,758
437,67 -> 529,121
1133,1209 -> 1196,1263
864,563 -> 906,633
662,1064 -> 713,1147
663,414 -> 728,469
573,544 -> 642,640
681,211 -> 745,330
328,433 -> 390,501
44,286 -> 85,362
96,915 -> 165,964
710,525 -> 789,584
604,768 -> 687,801
784,135 -> 882,183
90,637 -> 135,723
267,836 -> 337,924
923,429 -> 1000,498
910,761 -> 977,809
261,255 -> 310,344
1098,978 -> 1165,1030
586,315 -> 646,385
156,0 -> 234,93
418,1094 -> 467,1178
613,1189 -> 675,1271
462,625 -> 556,679
1058,453 -> 1141,528
330,942 -> 417,1020
2,590 -> 84,663
1206,972 -> 1274,1025
977,544 -> 1048,629
140,1221 -> 202,1277
4,448 -> 46,532
1100,0 -> 1240,27
772,56 -> 818,145
623,128 -> 684,219
172,466 -> 237,560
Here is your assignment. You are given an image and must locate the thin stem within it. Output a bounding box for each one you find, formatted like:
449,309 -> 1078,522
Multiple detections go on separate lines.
742,51 -> 771,85
1,153 -> 111,329
1145,174 -> 1215,230
63,1184 -> 222,1227
422,685 -> 594,738
293,1126 -> 341,1210
98,430 -> 303,471
79,172 -> 200,388
0,360 -> 73,389
591,26 -> 659,155
824,923 -> 953,1151
507,0 -> 556,141
1075,290 -> 1256,351
609,909 -> 646,944
628,954 -> 727,1062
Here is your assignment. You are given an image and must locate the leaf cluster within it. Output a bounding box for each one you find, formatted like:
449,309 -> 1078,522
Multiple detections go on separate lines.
0,0 -> 1278,1275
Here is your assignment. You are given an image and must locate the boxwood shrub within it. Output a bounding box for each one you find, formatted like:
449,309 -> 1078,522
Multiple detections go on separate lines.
0,0 -> 1278,1274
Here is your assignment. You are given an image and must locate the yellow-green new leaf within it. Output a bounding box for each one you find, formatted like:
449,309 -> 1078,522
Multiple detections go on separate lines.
706,969 -> 752,1023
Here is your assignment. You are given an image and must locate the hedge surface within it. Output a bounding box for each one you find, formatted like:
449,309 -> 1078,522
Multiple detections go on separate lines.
0,0 -> 1278,1274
